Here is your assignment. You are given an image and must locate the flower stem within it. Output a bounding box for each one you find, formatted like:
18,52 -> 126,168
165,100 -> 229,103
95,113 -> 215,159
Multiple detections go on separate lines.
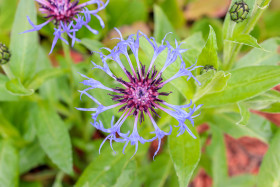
61,35 -> 74,108
223,0 -> 270,71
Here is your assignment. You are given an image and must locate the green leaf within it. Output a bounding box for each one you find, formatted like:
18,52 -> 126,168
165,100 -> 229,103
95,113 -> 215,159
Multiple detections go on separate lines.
257,129 -> 280,187
0,113 -> 21,140
235,37 -> 280,69
197,66 -> 280,107
208,113 -> 273,143
19,181 -> 42,187
112,160 -> 137,187
0,140 -> 19,187
244,90 -> 280,111
157,0 -> 185,28
75,144 -> 135,187
19,141 -> 45,174
237,102 -> 250,125
36,47 -> 60,102
34,102 -> 73,174
9,0 -> 38,83
224,174 -> 256,187
154,5 -> 179,43
0,74 -> 18,101
168,124 -> 200,187
227,33 -> 262,49
196,25 -> 219,74
194,71 -> 231,101
190,18 -> 223,51
207,126 -> 228,187
0,0 -> 17,32
145,153 -> 172,187
181,33 -> 205,65
261,103 -> 280,113
81,38 -> 104,51
107,0 -> 148,29
5,78 -> 34,96
26,68 -> 69,90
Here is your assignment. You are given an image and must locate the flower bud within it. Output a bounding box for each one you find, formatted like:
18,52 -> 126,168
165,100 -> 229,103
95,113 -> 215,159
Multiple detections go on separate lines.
0,43 -> 11,65
200,65 -> 216,75
229,1 -> 249,23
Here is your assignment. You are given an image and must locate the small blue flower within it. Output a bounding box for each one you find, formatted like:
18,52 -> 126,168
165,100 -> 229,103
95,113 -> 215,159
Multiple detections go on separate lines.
22,0 -> 109,54
76,29 -> 202,159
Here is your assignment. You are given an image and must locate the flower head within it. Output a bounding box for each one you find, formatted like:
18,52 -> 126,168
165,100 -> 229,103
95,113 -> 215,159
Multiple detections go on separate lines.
22,0 -> 109,54
76,29 -> 202,159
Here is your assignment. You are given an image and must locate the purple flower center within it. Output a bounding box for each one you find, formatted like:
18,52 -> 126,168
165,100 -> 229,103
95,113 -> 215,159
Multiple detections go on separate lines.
111,65 -> 171,123
40,0 -> 80,22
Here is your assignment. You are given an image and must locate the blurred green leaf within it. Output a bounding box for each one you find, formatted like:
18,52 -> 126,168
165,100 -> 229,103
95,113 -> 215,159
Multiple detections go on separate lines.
106,0 -> 148,29
263,11 -> 280,38
261,103 -> 280,113
0,74 -> 18,101
19,141 -> 45,174
224,174 -> 256,187
26,68 -> 69,90
76,144 -> 135,187
34,102 -> 73,174
197,66 -> 280,107
208,113 -> 273,143
9,0 -> 38,83
52,172 -> 64,187
19,181 -> 42,187
234,37 -> 280,68
194,71 -> 231,101
237,102 -> 250,125
227,33 -> 262,49
168,124 -> 200,187
181,32 -> 205,65
0,0 -> 17,40
145,153 -> 172,187
0,140 -> 19,187
154,5 -> 179,43
36,47 -> 61,102
244,89 -> 280,111
112,160 -> 137,187
6,78 -> 34,96
196,25 -> 219,74
0,113 -> 21,140
81,39 -> 104,51
190,18 -> 223,50
157,0 -> 185,28
257,128 -> 280,186
208,126 -> 228,187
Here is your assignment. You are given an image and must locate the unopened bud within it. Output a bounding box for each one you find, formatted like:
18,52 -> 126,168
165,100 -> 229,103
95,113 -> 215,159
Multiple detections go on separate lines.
200,65 -> 216,75
229,1 -> 249,23
0,43 -> 11,65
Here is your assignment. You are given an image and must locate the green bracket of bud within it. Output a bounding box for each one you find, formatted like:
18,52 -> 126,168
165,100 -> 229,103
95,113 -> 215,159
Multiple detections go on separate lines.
200,65 -> 217,75
229,1 -> 250,23
0,43 -> 11,65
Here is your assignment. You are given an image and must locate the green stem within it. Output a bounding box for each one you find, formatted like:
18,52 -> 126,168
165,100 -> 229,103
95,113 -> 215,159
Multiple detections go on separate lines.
61,36 -> 74,108
223,0 -> 271,71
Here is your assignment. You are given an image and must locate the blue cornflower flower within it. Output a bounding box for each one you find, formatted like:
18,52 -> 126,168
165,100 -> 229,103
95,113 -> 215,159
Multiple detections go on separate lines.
76,29 -> 202,159
22,0 -> 109,54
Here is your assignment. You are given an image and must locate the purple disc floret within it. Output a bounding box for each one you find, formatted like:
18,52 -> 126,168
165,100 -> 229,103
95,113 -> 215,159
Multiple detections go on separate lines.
22,0 -> 109,54
76,29 -> 203,159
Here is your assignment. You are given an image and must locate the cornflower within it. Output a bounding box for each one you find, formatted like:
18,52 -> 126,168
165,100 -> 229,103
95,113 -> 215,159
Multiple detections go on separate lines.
77,29 -> 202,159
22,0 -> 109,54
